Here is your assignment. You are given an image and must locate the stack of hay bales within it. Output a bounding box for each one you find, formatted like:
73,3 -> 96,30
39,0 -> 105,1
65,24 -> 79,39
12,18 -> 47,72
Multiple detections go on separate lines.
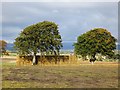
69,54 -> 77,64
59,55 -> 69,65
16,55 -> 77,66
16,56 -> 32,66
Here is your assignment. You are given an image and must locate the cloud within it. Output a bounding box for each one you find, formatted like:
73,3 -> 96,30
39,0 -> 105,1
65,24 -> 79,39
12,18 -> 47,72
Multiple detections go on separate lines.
2,26 -> 22,43
52,10 -> 59,13
2,2 -> 118,43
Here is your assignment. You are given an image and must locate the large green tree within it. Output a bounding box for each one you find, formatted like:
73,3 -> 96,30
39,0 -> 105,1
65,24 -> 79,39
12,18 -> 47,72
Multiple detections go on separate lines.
74,28 -> 117,62
14,21 -> 62,65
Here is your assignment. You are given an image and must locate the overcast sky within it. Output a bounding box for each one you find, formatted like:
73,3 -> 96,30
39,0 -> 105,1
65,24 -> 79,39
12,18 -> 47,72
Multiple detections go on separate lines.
1,2 -> 118,43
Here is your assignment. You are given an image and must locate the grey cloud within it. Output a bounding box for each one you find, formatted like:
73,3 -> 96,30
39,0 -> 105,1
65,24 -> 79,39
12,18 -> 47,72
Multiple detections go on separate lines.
2,2 -> 118,43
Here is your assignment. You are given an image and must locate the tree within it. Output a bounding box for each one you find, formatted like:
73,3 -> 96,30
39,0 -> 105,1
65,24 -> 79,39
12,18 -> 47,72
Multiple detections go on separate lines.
109,54 -> 120,60
115,54 -> 120,59
0,40 -> 7,56
74,28 -> 117,63
14,21 -> 62,65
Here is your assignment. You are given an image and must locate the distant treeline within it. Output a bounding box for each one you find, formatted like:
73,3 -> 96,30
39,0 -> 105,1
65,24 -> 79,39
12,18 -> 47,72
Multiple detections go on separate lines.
6,43 -> 120,51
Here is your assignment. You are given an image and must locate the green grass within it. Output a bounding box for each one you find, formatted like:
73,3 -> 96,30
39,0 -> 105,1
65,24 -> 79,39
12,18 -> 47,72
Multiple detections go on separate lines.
2,62 -> 118,88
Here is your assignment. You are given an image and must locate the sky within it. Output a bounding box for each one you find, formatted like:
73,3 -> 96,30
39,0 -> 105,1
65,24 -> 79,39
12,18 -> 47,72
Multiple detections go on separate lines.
1,1 -> 118,44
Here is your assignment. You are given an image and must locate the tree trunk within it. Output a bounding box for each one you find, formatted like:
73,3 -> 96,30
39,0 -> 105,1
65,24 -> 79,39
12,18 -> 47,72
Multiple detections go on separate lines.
32,53 -> 37,65
57,50 -> 60,64
54,51 -> 57,64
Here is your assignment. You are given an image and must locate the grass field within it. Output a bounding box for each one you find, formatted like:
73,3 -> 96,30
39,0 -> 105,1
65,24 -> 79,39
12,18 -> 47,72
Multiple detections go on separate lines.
1,56 -> 119,88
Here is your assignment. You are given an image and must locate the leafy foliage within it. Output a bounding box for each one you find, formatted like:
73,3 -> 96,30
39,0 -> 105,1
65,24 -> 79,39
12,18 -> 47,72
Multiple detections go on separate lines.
0,40 -> 7,54
74,28 -> 117,61
14,21 -> 62,64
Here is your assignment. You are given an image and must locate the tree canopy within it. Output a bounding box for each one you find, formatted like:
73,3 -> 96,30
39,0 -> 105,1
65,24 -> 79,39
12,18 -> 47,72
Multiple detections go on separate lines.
14,21 -> 62,65
74,28 -> 117,62
0,40 -> 7,55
